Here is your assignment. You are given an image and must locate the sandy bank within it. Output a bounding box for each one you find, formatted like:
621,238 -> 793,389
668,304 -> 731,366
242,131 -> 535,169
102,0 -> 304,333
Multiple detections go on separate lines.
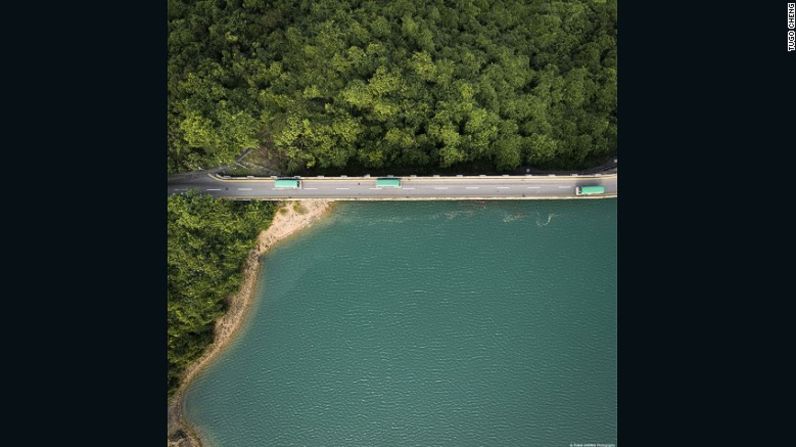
168,199 -> 334,447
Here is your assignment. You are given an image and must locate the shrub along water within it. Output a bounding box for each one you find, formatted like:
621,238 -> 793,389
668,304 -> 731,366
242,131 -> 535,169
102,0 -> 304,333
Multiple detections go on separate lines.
167,192 -> 276,395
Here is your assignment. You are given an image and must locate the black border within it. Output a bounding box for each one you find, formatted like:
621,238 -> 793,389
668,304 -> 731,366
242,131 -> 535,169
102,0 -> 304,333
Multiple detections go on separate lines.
618,2 -> 793,445
6,1 -> 168,444
5,1 -> 793,444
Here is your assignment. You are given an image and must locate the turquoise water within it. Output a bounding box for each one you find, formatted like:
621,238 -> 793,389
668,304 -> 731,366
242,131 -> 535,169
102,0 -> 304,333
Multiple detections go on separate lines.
185,200 -> 617,446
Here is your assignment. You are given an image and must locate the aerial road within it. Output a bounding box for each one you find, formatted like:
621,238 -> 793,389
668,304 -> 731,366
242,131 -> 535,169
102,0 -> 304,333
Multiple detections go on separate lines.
168,172 -> 617,200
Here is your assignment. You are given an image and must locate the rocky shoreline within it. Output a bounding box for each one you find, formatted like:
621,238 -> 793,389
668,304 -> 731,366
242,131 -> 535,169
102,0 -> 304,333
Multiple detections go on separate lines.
167,200 -> 334,447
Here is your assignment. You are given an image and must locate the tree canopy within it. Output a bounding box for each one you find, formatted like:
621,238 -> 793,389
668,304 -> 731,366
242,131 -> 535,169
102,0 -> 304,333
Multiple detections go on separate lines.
167,192 -> 276,394
168,0 -> 617,174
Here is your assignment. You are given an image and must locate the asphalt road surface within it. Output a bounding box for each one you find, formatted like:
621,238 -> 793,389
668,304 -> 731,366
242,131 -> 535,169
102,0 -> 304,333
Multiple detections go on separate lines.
168,173 -> 617,200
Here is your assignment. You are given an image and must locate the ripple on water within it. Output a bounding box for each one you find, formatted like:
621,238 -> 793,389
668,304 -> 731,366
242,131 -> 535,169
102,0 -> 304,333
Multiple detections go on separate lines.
185,200 -> 617,447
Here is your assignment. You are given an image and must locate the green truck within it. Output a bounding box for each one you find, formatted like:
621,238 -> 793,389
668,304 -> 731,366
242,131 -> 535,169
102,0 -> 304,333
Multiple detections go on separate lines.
575,185 -> 605,196
376,177 -> 401,187
274,178 -> 301,189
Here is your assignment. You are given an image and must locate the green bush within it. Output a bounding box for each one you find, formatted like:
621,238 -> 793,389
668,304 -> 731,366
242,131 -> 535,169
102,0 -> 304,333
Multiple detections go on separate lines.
167,192 -> 276,395
168,0 -> 617,174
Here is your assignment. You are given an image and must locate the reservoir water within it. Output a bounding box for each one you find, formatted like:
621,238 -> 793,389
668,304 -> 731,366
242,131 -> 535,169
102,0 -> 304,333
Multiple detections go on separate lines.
185,200 -> 617,446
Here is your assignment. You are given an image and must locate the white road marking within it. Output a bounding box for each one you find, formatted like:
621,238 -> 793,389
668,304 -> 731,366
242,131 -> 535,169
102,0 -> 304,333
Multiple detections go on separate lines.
434,187 -> 448,190
496,186 -> 510,189
401,187 -> 415,190
174,188 -> 187,191
206,188 -> 221,191
557,186 -> 570,189
369,187 -> 381,190
465,186 -> 479,189
303,187 -> 318,190
336,187 -> 350,190
238,188 -> 253,191
526,186 -> 541,189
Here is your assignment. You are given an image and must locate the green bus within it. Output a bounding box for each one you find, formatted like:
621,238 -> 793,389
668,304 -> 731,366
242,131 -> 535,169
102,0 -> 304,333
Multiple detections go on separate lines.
274,178 -> 301,189
376,177 -> 401,187
575,185 -> 605,195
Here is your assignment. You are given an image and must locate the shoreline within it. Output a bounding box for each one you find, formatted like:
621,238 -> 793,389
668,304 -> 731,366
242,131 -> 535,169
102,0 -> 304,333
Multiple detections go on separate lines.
168,199 -> 335,447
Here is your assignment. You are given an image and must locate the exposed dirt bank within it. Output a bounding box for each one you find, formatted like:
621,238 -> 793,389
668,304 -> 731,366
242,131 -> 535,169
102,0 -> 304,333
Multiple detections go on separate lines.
167,200 -> 334,447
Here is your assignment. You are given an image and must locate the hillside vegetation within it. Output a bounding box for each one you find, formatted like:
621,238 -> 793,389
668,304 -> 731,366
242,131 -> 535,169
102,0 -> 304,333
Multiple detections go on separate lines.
168,0 -> 617,174
167,193 -> 276,395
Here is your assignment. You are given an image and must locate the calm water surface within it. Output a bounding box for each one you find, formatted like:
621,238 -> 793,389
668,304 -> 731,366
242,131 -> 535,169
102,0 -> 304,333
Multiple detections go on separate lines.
185,200 -> 616,446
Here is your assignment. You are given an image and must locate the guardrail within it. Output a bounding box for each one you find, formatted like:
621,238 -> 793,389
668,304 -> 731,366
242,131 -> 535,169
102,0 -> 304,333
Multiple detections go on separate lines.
209,172 -> 617,182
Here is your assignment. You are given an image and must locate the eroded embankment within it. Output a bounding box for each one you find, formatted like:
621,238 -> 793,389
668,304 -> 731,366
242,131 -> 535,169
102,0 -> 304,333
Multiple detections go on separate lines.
167,200 -> 334,447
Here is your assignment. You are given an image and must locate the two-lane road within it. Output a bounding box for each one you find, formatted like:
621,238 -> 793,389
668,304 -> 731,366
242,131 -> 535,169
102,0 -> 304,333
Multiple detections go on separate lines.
168,173 -> 617,200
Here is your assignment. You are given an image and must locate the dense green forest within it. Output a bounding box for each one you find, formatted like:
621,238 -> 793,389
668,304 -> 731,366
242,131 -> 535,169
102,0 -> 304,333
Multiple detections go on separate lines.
168,0 -> 617,174
168,193 -> 276,395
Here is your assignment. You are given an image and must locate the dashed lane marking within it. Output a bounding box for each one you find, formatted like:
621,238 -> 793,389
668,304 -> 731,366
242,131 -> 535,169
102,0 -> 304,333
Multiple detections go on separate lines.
336,187 -> 350,190
401,187 -> 415,190
206,188 -> 221,191
496,186 -> 510,189
303,187 -> 318,190
465,186 -> 479,189
434,187 -> 449,190
527,186 -> 541,189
